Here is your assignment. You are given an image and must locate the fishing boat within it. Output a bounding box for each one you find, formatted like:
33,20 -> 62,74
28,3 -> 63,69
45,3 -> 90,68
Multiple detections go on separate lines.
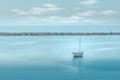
72,38 -> 84,57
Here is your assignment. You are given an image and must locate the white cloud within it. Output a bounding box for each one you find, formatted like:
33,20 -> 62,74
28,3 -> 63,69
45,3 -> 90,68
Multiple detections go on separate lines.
11,3 -> 63,15
48,16 -> 64,20
11,9 -> 28,15
24,15 -> 101,24
69,16 -> 84,20
81,19 -> 101,23
80,0 -> 98,5
59,18 -> 101,24
77,11 -> 96,17
47,15 -> 84,21
42,3 -> 57,7
48,16 -> 84,20
100,10 -> 115,16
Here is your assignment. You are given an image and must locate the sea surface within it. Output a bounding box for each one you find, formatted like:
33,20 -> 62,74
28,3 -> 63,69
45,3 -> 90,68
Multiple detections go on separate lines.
0,25 -> 120,80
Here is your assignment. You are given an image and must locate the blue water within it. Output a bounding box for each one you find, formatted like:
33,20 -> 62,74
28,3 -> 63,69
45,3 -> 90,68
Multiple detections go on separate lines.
0,26 -> 120,80
0,36 -> 120,80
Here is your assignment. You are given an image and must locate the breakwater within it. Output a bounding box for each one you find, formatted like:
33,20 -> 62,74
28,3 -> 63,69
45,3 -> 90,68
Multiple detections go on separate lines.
0,32 -> 120,36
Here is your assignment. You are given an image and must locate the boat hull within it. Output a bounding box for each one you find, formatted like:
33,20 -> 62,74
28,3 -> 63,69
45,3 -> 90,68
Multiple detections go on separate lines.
72,52 -> 83,57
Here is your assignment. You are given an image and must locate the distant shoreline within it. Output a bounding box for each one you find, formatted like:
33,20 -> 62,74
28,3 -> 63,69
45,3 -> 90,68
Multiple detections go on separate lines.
0,32 -> 120,36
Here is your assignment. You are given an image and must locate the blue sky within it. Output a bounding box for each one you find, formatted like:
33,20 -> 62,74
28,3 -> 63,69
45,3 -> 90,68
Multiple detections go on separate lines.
0,0 -> 120,25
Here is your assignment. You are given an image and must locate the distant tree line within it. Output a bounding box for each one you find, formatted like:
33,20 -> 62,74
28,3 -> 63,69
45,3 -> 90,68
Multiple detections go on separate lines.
0,32 -> 120,36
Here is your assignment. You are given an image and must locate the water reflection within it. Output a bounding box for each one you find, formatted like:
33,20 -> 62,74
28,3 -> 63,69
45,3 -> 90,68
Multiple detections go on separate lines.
73,57 -> 83,80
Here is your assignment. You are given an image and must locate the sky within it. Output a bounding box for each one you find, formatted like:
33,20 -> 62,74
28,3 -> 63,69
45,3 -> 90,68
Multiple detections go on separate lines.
0,0 -> 120,25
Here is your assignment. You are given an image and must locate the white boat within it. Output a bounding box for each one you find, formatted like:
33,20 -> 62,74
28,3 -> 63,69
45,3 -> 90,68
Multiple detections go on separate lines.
72,38 -> 84,57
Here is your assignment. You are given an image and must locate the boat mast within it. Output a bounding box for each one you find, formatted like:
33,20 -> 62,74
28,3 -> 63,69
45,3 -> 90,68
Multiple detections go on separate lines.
79,38 -> 81,52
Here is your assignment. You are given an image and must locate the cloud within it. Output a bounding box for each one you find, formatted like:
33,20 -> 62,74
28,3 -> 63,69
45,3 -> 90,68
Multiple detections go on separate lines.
80,19 -> 100,23
80,0 -> 98,5
77,11 -> 96,17
42,3 -> 57,7
48,16 -> 64,20
11,3 -> 63,15
100,10 -> 115,16
11,9 -> 28,15
69,16 -> 84,20
25,15 -> 101,24
47,16 -> 84,20
42,12 -> 95,23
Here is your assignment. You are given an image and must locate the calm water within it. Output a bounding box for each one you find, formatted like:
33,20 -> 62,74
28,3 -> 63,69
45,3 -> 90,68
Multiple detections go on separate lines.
0,36 -> 120,80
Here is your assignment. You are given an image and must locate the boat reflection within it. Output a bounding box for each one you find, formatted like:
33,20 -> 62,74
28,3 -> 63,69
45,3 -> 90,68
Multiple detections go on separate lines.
73,57 -> 83,80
